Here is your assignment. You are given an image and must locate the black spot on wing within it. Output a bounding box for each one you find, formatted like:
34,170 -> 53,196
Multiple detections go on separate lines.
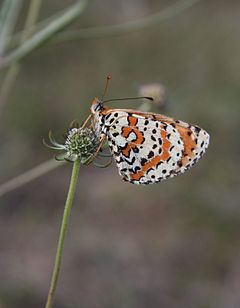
109,117 -> 115,124
146,168 -> 154,175
133,147 -> 140,153
112,132 -> 119,137
194,126 -> 201,134
148,151 -> 154,159
124,156 -> 136,165
105,113 -> 112,120
140,158 -> 148,166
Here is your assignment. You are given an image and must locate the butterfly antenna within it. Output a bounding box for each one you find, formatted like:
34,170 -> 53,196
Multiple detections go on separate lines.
103,96 -> 153,103
101,75 -> 112,101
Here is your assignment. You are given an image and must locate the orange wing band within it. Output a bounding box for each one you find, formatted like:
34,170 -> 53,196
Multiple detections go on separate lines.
130,128 -> 171,181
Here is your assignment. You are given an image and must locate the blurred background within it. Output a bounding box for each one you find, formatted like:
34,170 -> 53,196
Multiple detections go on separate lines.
0,0 -> 240,307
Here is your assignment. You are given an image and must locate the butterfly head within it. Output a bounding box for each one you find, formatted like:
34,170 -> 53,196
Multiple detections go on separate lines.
91,98 -> 104,114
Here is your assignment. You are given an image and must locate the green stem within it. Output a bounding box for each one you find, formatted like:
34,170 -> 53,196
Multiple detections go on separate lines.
45,159 -> 81,308
53,0 -> 201,42
0,158 -> 64,198
8,0 -> 201,47
0,0 -> 23,55
0,0 -> 42,115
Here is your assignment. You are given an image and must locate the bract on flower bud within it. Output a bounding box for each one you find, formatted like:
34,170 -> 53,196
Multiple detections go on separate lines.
44,126 -> 100,164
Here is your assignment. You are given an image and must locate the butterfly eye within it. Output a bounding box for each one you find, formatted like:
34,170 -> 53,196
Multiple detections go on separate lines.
91,99 -> 103,113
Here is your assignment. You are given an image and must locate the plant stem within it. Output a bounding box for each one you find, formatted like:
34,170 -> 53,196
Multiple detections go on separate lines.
8,0 -> 201,47
0,0 -> 23,55
0,158 -> 65,198
0,0 -> 89,69
0,0 -> 42,115
45,159 -> 81,308
47,0 -> 202,42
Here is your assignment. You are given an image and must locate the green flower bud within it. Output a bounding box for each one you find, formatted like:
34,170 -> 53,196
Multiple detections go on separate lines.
44,126 -> 100,164
65,128 -> 99,162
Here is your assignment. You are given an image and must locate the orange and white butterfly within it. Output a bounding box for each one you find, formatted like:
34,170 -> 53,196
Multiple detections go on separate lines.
84,79 -> 210,185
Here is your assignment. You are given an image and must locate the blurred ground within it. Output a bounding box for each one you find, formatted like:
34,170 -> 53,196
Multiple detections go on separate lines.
0,0 -> 240,307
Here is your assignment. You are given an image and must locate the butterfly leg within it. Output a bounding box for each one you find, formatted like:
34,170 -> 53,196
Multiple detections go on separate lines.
81,114 -> 92,129
85,134 -> 106,165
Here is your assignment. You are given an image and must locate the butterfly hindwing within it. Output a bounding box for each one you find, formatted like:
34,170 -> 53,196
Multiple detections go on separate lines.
100,109 -> 210,184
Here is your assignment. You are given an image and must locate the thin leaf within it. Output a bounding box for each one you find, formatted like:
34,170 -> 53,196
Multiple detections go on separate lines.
43,138 -> 63,150
69,119 -> 80,129
0,0 -> 23,55
48,130 -> 65,148
55,152 -> 68,161
0,0 -> 89,69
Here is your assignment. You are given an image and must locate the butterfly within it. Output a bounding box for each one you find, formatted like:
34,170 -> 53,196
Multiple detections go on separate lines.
83,93 -> 210,185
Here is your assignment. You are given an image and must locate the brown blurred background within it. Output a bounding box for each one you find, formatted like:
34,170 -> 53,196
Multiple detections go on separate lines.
0,0 -> 240,307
